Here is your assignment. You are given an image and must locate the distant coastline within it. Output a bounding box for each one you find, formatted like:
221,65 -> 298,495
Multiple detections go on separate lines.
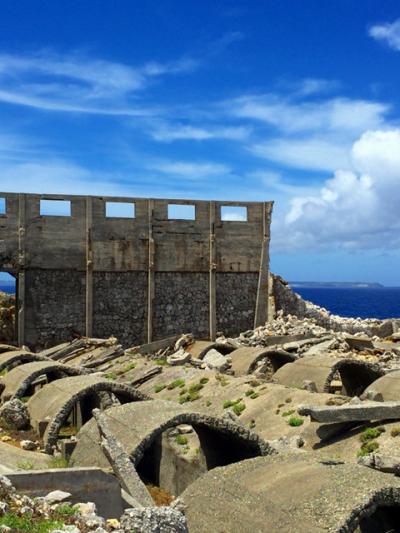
289,281 -> 384,289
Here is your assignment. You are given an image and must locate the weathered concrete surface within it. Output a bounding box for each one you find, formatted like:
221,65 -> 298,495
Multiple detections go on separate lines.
0,344 -> 18,354
92,408 -> 153,507
7,467 -> 128,519
181,454 -> 400,533
299,401 -> 400,423
0,441 -> 52,472
362,370 -> 400,402
70,400 -> 275,486
0,192 -> 272,348
229,346 -> 295,376
0,360 -> 81,401
0,350 -> 47,373
273,355 -> 383,396
27,375 -> 148,452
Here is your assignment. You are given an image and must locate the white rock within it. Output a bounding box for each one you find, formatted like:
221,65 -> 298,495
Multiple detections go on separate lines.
44,490 -> 71,503
20,439 -> 38,451
167,348 -> 191,366
203,349 -> 230,371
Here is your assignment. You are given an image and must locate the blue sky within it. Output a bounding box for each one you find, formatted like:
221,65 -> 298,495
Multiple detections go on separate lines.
1,1 -> 400,284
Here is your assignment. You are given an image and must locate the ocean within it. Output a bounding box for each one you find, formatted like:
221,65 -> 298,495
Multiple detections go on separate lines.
2,283 -> 400,320
294,287 -> 400,320
0,284 -> 14,295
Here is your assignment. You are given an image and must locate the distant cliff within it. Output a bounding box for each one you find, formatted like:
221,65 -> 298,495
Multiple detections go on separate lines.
289,281 -> 384,289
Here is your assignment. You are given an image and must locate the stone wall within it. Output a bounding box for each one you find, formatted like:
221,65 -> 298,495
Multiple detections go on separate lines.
216,273 -> 259,336
25,269 -> 86,348
93,272 -> 148,347
154,273 -> 209,340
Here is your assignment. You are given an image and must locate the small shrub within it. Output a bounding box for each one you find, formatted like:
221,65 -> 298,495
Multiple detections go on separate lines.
154,384 -> 166,393
200,377 -> 209,385
17,461 -> 35,470
175,435 -> 188,446
232,402 -> 246,416
179,388 -> 187,395
285,397 -> 292,403
282,409 -> 295,417
55,503 -> 76,517
359,427 -> 385,443
245,389 -> 255,397
167,379 -> 186,390
391,427 -> 400,437
0,512 -> 63,533
49,457 -> 69,469
122,362 -> 136,373
357,440 -> 379,457
154,358 -> 168,366
223,400 -> 235,409
188,383 -> 203,393
288,416 -> 304,427
105,372 -> 117,381
249,392 -> 259,399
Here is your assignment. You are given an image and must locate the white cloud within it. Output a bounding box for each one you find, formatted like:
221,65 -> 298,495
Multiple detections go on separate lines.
274,129 -> 400,251
251,137 -> 352,172
150,122 -> 251,142
0,50 -> 197,115
148,160 -> 230,179
230,95 -> 388,135
369,19 -> 400,51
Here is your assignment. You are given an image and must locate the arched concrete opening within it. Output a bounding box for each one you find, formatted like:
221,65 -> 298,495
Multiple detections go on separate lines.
0,360 -> 82,401
0,272 -> 16,343
70,400 -> 274,495
325,359 -> 384,397
274,355 -> 384,396
187,340 -> 236,360
230,347 -> 296,377
26,375 -> 149,452
0,350 -> 46,373
180,454 -> 400,533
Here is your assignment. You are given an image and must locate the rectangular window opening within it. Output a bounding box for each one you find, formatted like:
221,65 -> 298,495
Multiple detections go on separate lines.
0,198 -> 5,215
105,201 -> 135,218
168,204 -> 196,220
221,205 -> 248,222
40,199 -> 71,217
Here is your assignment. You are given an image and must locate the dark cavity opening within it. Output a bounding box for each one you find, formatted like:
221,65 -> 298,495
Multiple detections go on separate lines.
0,272 -> 17,343
135,422 -> 262,492
356,504 -> 400,532
329,363 -> 382,397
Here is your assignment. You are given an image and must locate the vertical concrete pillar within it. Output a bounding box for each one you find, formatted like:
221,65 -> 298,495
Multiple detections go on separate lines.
209,201 -> 217,340
254,202 -> 273,328
147,199 -> 155,343
17,194 -> 26,347
85,197 -> 93,338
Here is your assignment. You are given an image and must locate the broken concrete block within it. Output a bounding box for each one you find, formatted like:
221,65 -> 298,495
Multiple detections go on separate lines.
44,490 -> 72,503
20,440 -> 38,451
167,348 -> 191,366
120,507 -> 189,533
0,399 -> 30,430
203,349 -> 229,371
299,401 -> 400,423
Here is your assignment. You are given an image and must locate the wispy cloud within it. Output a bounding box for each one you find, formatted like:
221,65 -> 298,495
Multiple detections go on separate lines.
147,160 -> 231,179
369,18 -> 400,51
0,50 -> 197,116
149,121 -> 251,142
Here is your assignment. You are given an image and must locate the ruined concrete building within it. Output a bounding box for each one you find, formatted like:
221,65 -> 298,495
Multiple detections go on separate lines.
0,192 -> 273,348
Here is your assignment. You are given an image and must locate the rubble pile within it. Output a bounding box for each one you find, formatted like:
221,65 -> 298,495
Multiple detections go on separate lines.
0,291 -> 15,344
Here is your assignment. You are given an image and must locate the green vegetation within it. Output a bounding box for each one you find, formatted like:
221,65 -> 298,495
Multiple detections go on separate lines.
167,378 -> 186,390
179,391 -> 200,403
188,382 -> 203,393
0,512 -> 63,533
391,427 -> 400,437
154,384 -> 166,393
154,358 -> 168,366
245,389 -> 255,397
285,397 -> 292,403
359,427 -> 385,443
206,400 -> 212,407
55,504 -> 77,517
0,368 -> 7,376
105,372 -> 117,380
357,440 -> 380,457
175,435 -> 188,446
248,392 -> 259,399
49,457 -> 69,469
215,374 -> 229,386
282,409 -> 295,417
16,461 -> 36,470
121,362 -> 136,373
287,416 -> 304,427
223,399 -> 246,416
199,377 -> 209,385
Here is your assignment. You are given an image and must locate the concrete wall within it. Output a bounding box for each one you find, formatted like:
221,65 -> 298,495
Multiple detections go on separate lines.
0,193 -> 273,348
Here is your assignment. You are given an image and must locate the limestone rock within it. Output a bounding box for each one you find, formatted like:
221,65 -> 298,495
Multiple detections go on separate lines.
203,349 -> 230,371
120,507 -> 189,533
0,399 -> 30,430
44,490 -> 72,503
167,348 -> 191,366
